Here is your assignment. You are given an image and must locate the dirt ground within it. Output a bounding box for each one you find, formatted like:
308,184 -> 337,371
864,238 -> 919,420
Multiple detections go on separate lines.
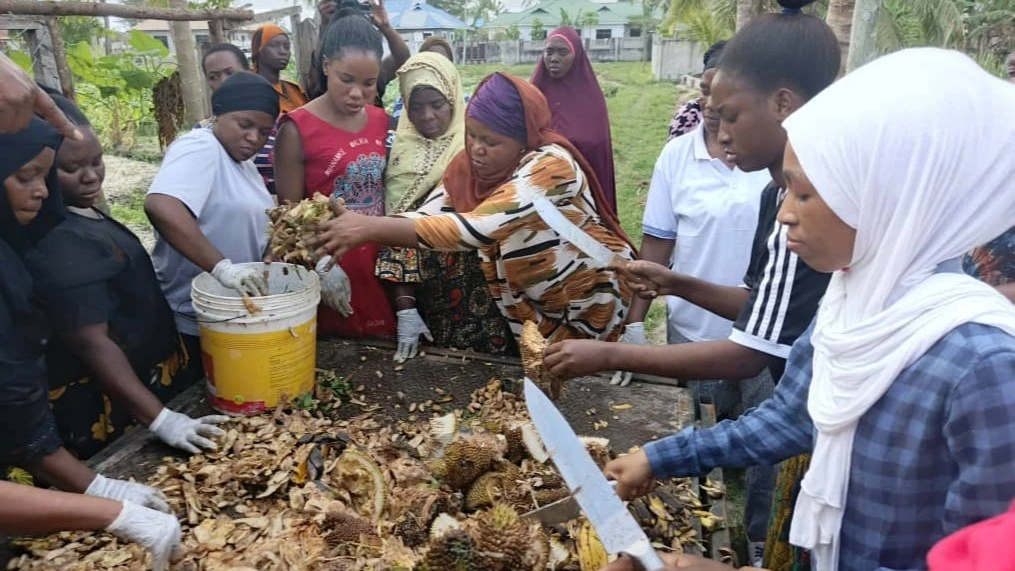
103,155 -> 158,249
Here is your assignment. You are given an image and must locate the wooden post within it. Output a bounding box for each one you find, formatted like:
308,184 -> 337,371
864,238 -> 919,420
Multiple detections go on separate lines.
295,17 -> 319,90
825,0 -> 855,76
208,19 -> 225,45
44,17 -> 75,102
289,12 -> 302,81
0,0 -> 254,21
169,0 -> 206,127
100,0 -> 112,55
22,26 -> 60,90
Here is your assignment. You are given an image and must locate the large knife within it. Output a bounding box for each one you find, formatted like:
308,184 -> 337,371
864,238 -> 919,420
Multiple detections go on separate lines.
523,378 -> 665,570
531,196 -> 626,269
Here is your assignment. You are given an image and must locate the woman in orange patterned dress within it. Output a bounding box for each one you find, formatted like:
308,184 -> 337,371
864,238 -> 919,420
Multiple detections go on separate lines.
315,72 -> 635,343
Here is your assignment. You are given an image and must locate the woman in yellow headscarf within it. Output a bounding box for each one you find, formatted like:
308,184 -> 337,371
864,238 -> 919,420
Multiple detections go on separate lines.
376,52 -> 515,362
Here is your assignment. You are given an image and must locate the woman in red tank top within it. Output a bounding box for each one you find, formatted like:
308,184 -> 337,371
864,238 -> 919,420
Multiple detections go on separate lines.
273,11 -> 395,338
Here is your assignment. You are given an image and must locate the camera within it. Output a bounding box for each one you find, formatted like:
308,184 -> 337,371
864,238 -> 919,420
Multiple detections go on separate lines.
332,0 -> 371,15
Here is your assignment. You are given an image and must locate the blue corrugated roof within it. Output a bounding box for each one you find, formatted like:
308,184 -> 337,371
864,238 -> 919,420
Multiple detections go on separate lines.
385,0 -> 471,30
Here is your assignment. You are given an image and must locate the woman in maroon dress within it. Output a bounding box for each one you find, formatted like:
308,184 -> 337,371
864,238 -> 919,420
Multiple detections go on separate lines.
273,10 -> 395,339
531,26 -> 617,214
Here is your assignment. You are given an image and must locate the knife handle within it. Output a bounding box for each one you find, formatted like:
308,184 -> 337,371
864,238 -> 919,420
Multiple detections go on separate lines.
625,539 -> 667,571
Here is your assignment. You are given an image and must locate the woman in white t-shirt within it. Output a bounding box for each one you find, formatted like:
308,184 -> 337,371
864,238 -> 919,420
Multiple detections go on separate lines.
144,72 -> 279,366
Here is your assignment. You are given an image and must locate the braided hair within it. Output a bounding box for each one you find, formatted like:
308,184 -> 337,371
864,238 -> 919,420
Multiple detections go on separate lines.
717,0 -> 839,101
320,8 -> 383,62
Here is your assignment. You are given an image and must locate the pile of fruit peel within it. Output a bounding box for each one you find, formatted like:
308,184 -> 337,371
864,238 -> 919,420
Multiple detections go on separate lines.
266,194 -> 336,268
9,379 -> 723,571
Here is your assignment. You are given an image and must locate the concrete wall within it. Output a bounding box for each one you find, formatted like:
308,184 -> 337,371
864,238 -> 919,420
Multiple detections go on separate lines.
498,36 -> 645,65
651,36 -> 702,81
495,23 -> 632,42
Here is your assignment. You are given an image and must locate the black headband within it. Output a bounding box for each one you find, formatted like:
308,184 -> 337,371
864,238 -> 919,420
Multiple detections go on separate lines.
212,72 -> 280,118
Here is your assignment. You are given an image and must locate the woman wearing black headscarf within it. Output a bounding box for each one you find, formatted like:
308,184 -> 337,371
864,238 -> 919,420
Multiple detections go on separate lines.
0,118 -> 181,562
25,95 -> 228,459
144,72 -> 277,348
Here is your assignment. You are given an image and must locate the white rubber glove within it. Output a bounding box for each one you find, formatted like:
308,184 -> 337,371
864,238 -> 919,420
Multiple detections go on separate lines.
316,256 -> 353,316
395,308 -> 433,363
610,322 -> 647,388
105,501 -> 182,571
85,474 -> 171,514
211,258 -> 268,297
148,408 -> 229,455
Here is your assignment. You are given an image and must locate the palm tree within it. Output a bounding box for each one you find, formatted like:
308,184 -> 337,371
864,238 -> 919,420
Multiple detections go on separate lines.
839,0 -> 965,71
736,0 -> 763,30
662,0 -> 735,37
825,0 -> 853,72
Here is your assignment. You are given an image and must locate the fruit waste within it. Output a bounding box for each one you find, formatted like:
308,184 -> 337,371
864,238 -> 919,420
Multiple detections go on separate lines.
9,380 -> 721,570
266,193 -> 336,268
519,321 -> 567,401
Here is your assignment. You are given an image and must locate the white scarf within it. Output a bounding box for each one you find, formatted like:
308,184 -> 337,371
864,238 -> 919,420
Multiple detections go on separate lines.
784,48 -> 1015,571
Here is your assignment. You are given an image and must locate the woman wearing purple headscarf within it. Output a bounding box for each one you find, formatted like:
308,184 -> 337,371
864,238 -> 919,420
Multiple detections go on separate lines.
314,72 -> 635,344
531,27 -> 617,214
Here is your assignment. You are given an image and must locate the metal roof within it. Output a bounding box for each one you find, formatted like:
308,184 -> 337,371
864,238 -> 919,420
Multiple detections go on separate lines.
385,0 -> 471,31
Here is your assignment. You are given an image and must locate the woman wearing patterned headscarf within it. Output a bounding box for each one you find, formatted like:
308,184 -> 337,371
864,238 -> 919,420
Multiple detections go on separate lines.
316,72 -> 635,344
531,27 -> 617,214
376,53 -> 512,362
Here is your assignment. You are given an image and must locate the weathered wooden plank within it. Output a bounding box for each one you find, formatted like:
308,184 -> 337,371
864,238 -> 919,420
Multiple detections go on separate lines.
699,402 -> 733,561
88,384 -> 208,478
21,25 -> 60,91
0,0 -> 253,22
43,18 -> 74,101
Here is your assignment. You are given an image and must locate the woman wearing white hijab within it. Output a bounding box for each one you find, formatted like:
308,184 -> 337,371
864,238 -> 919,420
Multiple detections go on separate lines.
601,47 -> 1015,571
783,47 -> 1015,570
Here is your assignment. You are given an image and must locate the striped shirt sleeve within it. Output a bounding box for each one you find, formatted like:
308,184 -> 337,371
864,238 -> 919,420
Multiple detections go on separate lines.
730,185 -> 831,359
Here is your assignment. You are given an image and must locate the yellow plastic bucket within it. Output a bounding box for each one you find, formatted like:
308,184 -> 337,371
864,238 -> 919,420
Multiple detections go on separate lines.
191,262 -> 320,415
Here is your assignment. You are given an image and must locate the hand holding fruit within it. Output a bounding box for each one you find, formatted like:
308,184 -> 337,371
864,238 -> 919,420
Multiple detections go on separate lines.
618,260 -> 686,300
314,197 -> 372,262
604,449 -> 656,501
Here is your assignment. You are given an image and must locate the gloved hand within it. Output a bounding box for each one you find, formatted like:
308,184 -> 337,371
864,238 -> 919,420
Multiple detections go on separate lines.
211,258 -> 267,297
85,474 -> 171,514
316,256 -> 353,316
105,500 -> 182,571
148,408 -> 229,455
395,308 -> 433,363
610,322 -> 647,388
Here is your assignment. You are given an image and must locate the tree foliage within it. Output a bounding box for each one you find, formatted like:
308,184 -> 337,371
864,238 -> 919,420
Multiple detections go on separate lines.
65,31 -> 177,149
663,0 -> 1010,73
58,17 -> 106,47
531,18 -> 547,39
431,0 -> 504,26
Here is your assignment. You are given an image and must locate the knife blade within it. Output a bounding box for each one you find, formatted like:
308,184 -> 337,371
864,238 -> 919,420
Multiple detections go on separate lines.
523,378 -> 665,570
531,196 -> 625,269
523,480 -> 618,526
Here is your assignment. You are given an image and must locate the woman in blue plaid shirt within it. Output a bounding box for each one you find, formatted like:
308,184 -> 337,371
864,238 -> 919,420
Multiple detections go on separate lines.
604,48 -> 1015,571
